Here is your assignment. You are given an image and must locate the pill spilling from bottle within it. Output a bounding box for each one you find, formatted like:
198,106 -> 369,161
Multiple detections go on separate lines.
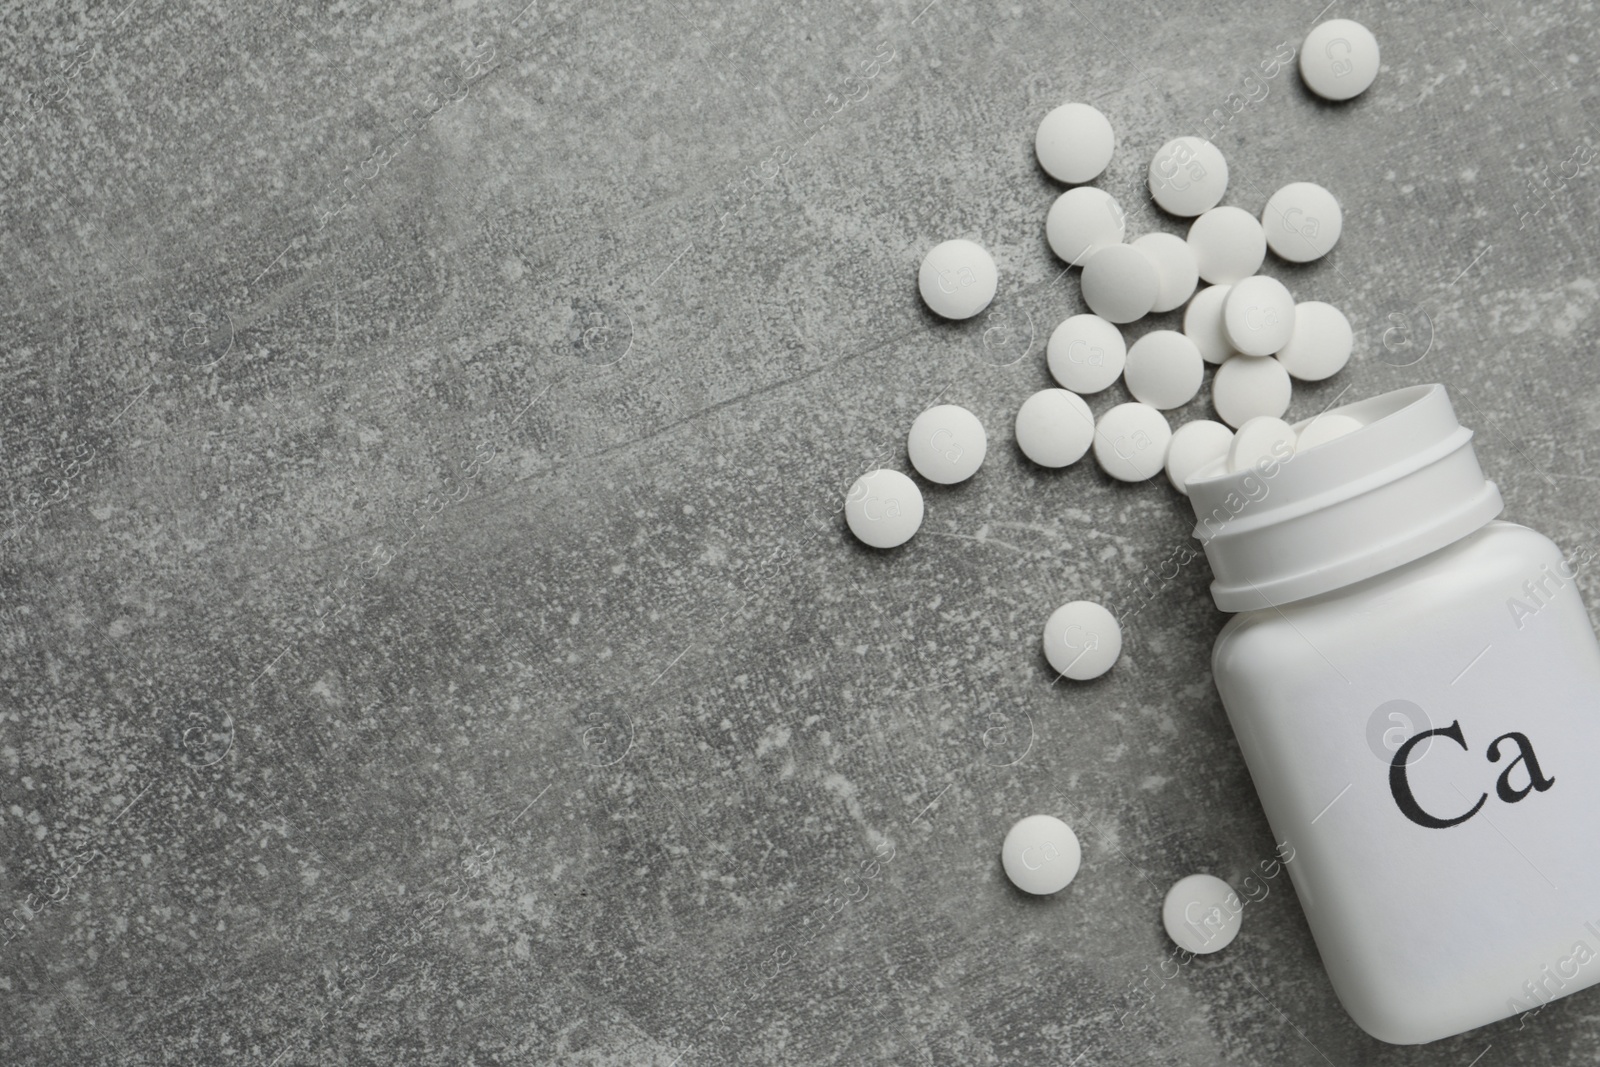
858,17 -> 1393,977
1002,815 -> 1082,895
1163,874 -> 1244,954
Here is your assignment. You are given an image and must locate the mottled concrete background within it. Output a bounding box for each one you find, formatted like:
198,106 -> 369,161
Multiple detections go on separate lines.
2,0 -> 1597,1063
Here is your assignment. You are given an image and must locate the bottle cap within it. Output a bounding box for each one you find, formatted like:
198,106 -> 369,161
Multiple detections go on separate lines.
1186,383 -> 1503,612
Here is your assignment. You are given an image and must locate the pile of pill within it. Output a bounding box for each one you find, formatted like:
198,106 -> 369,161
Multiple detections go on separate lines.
845,19 -> 1382,949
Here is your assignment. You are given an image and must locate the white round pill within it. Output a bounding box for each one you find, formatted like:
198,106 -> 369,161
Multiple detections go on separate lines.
1183,284 -> 1237,365
1035,103 -> 1115,185
1262,182 -> 1343,263
1124,330 -> 1203,410
1046,187 -> 1127,266
1296,411 -> 1364,452
1187,207 -> 1266,285
1047,314 -> 1126,394
1163,874 -> 1243,954
1275,301 -> 1353,381
844,469 -> 924,548
1148,137 -> 1229,217
1002,815 -> 1083,895
1228,415 -> 1297,473
1042,600 -> 1122,680
1212,354 -> 1292,428
1223,276 -> 1296,357
1132,232 -> 1200,313
1080,244 -> 1159,324
1165,419 -> 1235,495
907,404 -> 987,484
1301,19 -> 1380,102
918,240 -> 998,320
1015,388 -> 1095,468
1093,402 -> 1172,482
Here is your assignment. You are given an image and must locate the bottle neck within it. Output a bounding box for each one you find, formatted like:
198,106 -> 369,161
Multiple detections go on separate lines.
1187,384 -> 1503,613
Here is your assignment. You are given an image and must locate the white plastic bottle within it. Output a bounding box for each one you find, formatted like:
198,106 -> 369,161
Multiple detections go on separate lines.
1186,383 -> 1600,1044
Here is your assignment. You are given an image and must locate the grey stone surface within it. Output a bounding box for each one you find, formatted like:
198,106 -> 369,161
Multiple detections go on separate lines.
2,0 -> 1598,1063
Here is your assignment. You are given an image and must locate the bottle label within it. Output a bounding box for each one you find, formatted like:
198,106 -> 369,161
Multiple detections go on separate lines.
1216,537 -> 1600,1040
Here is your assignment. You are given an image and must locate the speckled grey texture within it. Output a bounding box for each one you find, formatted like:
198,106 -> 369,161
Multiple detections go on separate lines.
2,0 -> 1599,1063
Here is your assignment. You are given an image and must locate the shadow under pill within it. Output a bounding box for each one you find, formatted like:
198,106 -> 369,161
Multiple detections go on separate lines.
837,511 -> 916,560
998,854 -> 1076,904
1033,642 -> 1121,690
